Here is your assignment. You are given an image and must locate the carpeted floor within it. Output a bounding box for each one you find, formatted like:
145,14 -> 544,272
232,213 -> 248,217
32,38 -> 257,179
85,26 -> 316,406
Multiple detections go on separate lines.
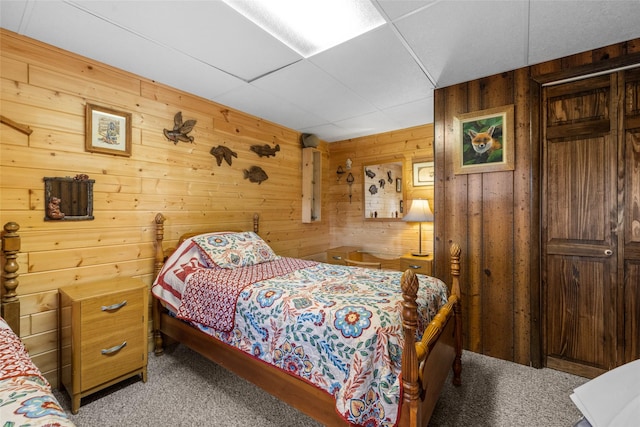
53,345 -> 588,426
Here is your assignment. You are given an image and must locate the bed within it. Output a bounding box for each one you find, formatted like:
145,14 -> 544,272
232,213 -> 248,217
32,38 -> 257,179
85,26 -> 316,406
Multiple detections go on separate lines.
152,213 -> 462,427
1,222 -> 76,426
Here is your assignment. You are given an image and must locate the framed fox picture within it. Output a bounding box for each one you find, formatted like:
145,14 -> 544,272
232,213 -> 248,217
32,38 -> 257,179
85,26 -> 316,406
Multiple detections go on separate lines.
453,104 -> 514,175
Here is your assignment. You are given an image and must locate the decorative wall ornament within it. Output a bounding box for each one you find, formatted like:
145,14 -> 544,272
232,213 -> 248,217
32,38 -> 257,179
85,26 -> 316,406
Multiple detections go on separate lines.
250,144 -> 280,157
243,166 -> 268,184
210,145 -> 237,166
85,104 -> 131,157
412,161 -> 435,186
163,111 -> 197,144
453,104 -> 514,174
0,115 -> 33,135
46,197 -> 65,220
44,176 -> 94,221
346,172 -> 354,203
336,165 -> 345,181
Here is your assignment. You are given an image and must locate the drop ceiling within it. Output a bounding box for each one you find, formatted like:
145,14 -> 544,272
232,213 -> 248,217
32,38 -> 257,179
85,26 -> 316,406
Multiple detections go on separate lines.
2,0 -> 640,142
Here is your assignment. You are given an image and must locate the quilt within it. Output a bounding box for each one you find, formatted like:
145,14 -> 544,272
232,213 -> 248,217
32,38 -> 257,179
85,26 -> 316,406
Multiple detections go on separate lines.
0,317 -> 75,427
153,234 -> 448,427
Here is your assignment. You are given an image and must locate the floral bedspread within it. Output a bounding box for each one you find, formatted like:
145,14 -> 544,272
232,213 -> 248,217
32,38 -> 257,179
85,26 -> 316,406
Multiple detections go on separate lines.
155,256 -> 448,427
0,317 -> 75,427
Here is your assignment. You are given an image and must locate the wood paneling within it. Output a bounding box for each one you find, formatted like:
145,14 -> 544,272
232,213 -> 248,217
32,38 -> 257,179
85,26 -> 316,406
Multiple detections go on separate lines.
434,37 -> 640,367
0,29 -> 330,382
327,125 -> 435,258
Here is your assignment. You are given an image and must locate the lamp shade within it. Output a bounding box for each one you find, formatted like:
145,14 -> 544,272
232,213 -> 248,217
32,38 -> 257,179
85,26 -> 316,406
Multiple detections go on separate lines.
402,199 -> 434,222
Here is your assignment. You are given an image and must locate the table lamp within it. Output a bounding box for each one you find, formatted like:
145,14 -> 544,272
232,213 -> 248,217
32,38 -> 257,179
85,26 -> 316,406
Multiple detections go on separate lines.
402,199 -> 434,257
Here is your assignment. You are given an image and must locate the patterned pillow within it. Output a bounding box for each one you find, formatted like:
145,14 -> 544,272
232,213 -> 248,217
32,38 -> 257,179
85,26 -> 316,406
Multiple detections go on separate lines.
192,231 -> 279,269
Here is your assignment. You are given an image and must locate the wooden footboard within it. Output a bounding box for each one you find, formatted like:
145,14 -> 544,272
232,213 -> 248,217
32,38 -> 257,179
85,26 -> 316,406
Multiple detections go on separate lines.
400,243 -> 462,426
152,213 -> 462,426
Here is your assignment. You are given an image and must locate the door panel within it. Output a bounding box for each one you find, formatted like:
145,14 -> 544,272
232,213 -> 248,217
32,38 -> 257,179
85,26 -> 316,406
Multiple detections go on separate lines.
543,74 -> 618,375
624,69 -> 640,362
546,256 -> 610,367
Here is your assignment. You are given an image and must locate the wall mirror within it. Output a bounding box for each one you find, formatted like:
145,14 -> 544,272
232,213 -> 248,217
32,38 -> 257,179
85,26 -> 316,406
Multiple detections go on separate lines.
363,160 -> 403,220
44,176 -> 95,221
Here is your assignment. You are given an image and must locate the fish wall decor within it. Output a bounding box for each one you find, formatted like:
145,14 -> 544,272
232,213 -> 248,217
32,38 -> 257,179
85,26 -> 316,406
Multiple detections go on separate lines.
243,166 -> 268,184
163,112 -> 196,144
210,145 -> 238,166
250,144 -> 280,158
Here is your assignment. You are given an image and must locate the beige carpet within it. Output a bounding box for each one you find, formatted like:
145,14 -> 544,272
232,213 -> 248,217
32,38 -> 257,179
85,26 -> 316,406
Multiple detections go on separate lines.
54,345 -> 588,426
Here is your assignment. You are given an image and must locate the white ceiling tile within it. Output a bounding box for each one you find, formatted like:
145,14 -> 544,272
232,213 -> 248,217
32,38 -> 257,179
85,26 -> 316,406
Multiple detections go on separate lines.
376,0 -> 436,20
395,1 -> 530,88
380,96 -> 434,130
310,25 -> 434,110
70,0 -> 302,82
528,0 -> 640,65
216,84 -> 326,130
0,1 -> 30,32
252,60 -> 377,122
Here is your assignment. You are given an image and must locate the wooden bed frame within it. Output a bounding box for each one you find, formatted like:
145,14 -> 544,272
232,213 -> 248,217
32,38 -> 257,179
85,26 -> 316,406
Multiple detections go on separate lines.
1,221 -> 21,334
152,213 -> 462,426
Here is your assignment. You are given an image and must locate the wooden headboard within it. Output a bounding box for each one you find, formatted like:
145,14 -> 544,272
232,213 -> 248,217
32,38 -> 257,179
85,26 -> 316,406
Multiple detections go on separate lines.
153,212 -> 260,278
1,222 -> 21,333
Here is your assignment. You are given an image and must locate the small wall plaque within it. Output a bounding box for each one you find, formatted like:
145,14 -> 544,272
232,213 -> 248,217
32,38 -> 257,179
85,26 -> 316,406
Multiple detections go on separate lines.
44,176 -> 95,221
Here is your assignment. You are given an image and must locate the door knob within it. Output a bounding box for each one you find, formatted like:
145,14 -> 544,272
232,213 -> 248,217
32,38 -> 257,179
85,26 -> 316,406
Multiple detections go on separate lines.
604,249 -> 613,256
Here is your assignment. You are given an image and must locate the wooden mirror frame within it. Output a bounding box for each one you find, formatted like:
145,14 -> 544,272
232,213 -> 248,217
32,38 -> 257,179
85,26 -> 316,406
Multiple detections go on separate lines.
362,160 -> 404,220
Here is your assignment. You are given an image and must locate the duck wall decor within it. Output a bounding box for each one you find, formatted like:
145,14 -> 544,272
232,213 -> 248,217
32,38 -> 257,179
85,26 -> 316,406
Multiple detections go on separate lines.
163,112 -> 196,144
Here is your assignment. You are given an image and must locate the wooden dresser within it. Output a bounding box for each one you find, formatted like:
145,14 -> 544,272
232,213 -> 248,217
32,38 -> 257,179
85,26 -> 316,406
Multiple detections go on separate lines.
59,277 -> 148,413
326,246 -> 360,265
400,253 -> 433,276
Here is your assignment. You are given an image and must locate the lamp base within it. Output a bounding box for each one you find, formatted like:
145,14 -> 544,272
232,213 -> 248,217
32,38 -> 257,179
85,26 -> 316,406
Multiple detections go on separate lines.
411,252 -> 430,257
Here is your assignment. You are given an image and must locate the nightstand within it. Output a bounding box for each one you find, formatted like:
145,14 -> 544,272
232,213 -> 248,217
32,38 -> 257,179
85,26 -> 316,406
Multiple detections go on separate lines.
400,253 -> 433,275
59,277 -> 148,414
326,246 -> 360,265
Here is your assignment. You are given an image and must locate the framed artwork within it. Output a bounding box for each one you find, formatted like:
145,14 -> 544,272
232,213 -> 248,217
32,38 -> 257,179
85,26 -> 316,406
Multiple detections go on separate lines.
413,161 -> 434,186
85,103 -> 132,157
453,104 -> 514,174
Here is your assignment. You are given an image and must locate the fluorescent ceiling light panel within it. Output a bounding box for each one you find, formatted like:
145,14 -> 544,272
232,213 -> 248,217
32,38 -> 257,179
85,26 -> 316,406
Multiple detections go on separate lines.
223,0 -> 385,57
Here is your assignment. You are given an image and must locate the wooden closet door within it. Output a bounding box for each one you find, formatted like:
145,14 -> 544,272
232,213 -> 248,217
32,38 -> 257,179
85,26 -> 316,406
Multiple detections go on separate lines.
623,68 -> 640,364
542,74 -> 620,378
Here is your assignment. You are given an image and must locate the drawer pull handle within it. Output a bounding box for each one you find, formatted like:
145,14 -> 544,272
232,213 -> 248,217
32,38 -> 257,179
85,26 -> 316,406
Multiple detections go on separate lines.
101,341 -> 127,355
332,256 -> 342,260
409,264 -> 422,270
101,300 -> 127,311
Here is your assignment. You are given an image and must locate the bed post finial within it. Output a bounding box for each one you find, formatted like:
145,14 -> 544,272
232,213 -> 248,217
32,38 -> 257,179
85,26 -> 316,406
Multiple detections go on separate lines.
154,213 -> 166,277
400,269 -> 420,425
253,213 -> 259,234
450,242 -> 462,386
2,222 -> 21,333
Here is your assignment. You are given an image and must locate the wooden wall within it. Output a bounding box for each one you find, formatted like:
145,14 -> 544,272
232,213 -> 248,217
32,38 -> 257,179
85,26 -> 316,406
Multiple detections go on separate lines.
0,29 -> 333,386
434,38 -> 640,366
327,126 -> 434,258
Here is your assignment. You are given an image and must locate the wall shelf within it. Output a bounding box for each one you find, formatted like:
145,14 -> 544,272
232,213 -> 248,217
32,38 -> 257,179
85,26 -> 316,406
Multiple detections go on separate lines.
302,147 -> 321,223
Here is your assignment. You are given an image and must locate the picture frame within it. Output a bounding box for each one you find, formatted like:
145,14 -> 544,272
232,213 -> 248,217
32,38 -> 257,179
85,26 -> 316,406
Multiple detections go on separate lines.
85,103 -> 132,157
453,104 -> 514,175
413,161 -> 434,186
